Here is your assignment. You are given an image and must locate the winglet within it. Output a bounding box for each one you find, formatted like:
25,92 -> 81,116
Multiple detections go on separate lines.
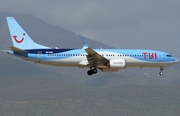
82,37 -> 88,49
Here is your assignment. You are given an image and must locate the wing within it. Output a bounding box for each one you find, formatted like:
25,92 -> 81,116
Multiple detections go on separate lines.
84,47 -> 109,67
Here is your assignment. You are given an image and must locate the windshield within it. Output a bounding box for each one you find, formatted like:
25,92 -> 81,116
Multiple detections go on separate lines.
166,54 -> 172,57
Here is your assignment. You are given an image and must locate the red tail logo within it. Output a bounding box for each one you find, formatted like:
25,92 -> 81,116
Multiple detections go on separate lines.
13,33 -> 25,43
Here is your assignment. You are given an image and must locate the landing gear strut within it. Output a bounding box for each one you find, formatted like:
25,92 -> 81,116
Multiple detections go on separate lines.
87,68 -> 98,76
159,68 -> 164,76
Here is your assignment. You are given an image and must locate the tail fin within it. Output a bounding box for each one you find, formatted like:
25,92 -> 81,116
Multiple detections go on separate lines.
6,17 -> 50,50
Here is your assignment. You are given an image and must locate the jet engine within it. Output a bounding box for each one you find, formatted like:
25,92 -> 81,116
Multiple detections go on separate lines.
108,59 -> 126,69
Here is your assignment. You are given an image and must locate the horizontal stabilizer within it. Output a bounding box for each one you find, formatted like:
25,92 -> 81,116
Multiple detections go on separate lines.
10,46 -> 27,53
1,50 -> 11,54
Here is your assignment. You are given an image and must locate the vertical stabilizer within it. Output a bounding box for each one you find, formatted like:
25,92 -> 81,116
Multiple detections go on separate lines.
6,17 -> 50,49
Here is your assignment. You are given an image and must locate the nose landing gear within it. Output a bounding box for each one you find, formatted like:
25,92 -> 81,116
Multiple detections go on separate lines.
159,68 -> 164,76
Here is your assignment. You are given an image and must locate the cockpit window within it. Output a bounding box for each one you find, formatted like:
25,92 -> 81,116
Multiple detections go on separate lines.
166,55 -> 172,57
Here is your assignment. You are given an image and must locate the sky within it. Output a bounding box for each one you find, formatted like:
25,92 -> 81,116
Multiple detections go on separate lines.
0,0 -> 180,57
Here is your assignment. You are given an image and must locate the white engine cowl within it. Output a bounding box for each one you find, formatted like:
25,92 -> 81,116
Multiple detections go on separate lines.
108,59 -> 126,69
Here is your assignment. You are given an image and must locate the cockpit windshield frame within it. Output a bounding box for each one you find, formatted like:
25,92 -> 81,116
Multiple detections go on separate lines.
166,54 -> 172,57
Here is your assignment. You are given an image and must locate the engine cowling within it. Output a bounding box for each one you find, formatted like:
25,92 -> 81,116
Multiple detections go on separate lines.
108,59 -> 126,69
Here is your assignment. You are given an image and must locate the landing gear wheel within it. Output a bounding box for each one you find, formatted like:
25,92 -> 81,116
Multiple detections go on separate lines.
87,68 -> 98,75
159,68 -> 164,76
87,70 -> 93,76
92,68 -> 98,74
159,72 -> 163,75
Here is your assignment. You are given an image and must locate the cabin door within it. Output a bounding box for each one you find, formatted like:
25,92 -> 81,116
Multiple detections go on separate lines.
37,51 -> 42,60
157,53 -> 162,61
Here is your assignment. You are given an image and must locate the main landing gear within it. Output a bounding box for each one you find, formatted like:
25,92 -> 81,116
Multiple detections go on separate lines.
159,68 -> 164,76
87,68 -> 98,76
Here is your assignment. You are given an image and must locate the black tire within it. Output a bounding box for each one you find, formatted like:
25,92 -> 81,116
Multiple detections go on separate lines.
93,68 -> 98,74
159,72 -> 163,75
87,70 -> 93,76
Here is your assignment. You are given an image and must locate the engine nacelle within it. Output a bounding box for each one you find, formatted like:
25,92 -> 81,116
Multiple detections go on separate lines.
109,59 -> 126,69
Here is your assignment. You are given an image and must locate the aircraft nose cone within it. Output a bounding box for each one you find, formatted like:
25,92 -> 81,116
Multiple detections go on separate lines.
175,59 -> 179,63
174,58 -> 179,63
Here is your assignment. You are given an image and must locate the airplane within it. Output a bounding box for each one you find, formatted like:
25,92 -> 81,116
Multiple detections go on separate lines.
3,17 -> 179,76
